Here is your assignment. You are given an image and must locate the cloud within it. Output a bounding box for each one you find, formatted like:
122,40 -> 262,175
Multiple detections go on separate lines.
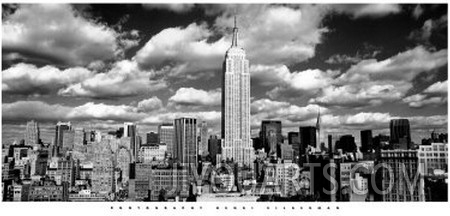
2,98 -> 161,123
408,14 -> 448,45
142,4 -> 195,13
424,80 -> 448,94
58,60 -> 167,99
412,5 -> 424,19
133,4 -> 329,81
168,87 -> 221,108
331,4 -> 401,18
250,64 -> 338,99
214,5 -> 328,65
250,98 -> 326,127
137,96 -> 164,112
2,4 -> 133,67
402,94 -> 447,108
311,46 -> 447,108
340,46 -> 447,83
2,63 -> 94,95
310,81 -> 411,108
402,80 -> 448,108
134,23 -> 228,77
325,54 -> 362,65
2,101 -> 72,122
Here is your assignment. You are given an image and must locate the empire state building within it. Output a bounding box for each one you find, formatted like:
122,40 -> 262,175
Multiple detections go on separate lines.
221,17 -> 253,166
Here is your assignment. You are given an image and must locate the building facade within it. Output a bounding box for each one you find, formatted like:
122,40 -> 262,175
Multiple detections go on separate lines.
158,123 -> 174,157
379,149 -> 425,201
174,117 -> 198,170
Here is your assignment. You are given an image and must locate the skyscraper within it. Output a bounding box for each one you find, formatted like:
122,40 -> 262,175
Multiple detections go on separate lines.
260,120 -> 282,156
158,123 -> 174,156
199,121 -> 209,156
123,122 -> 138,160
54,121 -> 72,156
299,126 -> 316,166
174,117 -> 198,171
316,108 -> 322,149
390,119 -> 411,149
360,130 -> 373,153
221,17 -> 253,166
25,120 -> 40,148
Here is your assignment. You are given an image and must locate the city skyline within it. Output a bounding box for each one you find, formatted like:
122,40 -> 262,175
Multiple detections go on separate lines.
1,3 -> 448,204
2,4 -> 448,146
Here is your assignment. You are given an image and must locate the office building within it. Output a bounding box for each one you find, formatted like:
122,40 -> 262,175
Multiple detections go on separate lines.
360,130 -> 373,153
390,119 -> 411,149
158,123 -> 174,157
174,117 -> 198,170
260,120 -> 282,157
25,120 -> 40,148
221,17 -> 253,166
379,149 -> 425,201
54,122 -> 72,156
418,143 -> 448,175
199,121 -> 209,156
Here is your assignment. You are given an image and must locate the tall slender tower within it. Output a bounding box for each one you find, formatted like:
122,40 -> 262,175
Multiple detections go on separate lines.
221,16 -> 253,166
316,108 -> 321,151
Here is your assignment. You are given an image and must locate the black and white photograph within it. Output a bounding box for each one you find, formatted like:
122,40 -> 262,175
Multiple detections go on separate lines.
1,2 -> 448,211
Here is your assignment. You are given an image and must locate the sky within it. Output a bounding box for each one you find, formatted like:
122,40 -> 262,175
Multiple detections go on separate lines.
1,3 -> 448,145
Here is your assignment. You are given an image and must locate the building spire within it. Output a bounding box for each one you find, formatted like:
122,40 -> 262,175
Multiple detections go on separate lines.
232,15 -> 238,47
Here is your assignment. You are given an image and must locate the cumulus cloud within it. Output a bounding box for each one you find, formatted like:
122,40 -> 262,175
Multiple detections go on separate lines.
250,98 -> 326,127
133,4 -> 329,80
310,81 -> 410,108
168,87 -> 221,108
2,101 -> 72,122
310,46 -> 447,108
424,80 -> 448,94
2,4 -> 133,67
331,4 -> 401,18
2,97 -> 162,123
402,80 -> 448,108
2,63 -> 94,95
58,60 -> 167,99
214,5 -> 328,65
134,23 -> 228,77
250,64 -> 338,99
137,96 -> 164,112
142,4 -> 195,13
339,46 -> 447,83
402,94 -> 446,108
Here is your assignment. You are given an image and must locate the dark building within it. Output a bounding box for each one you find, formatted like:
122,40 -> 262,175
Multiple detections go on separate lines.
54,122 -> 72,156
390,119 -> 411,149
306,154 -> 334,201
336,135 -> 357,153
260,120 -> 283,156
373,134 -> 390,151
208,135 -> 221,165
299,126 -> 317,148
360,130 -> 373,153
287,132 -> 299,145
288,132 -> 300,164
252,137 -> 262,150
327,135 -> 333,157
146,132 -> 159,145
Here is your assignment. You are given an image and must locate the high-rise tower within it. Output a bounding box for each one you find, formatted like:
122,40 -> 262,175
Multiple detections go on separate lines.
221,16 -> 253,166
